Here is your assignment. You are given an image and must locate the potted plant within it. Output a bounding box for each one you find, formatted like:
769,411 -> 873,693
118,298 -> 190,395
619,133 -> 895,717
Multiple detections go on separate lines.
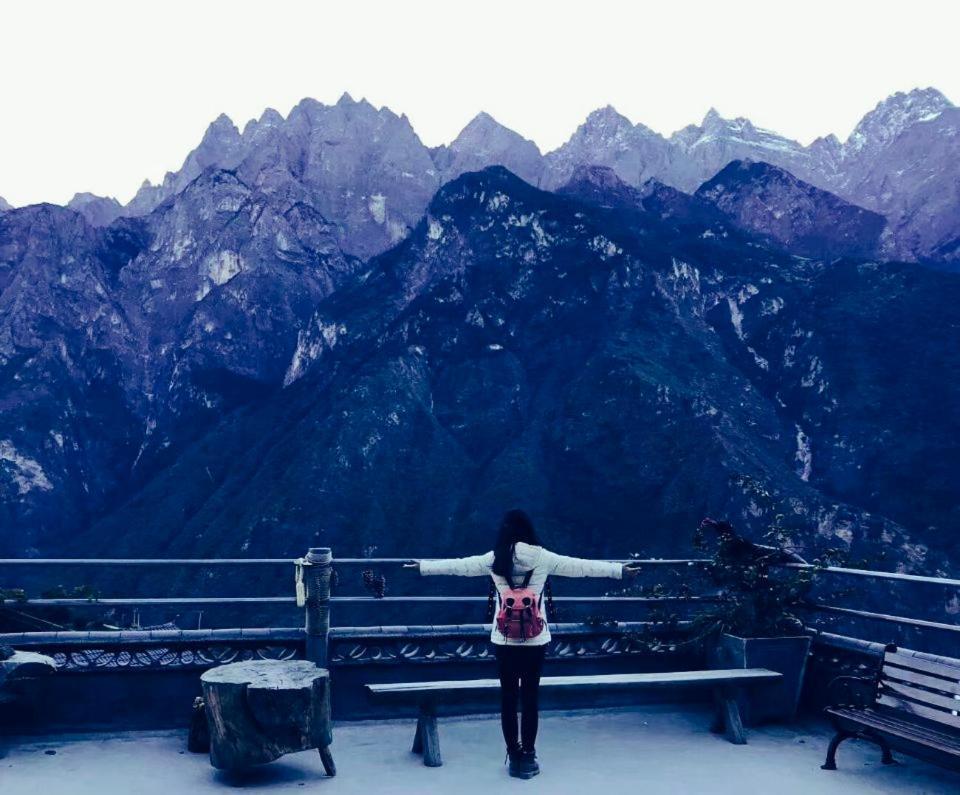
692,507 -> 820,726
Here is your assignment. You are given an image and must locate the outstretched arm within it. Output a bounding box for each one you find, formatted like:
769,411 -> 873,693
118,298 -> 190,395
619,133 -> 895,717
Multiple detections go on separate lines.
405,551 -> 495,577
540,550 -> 638,579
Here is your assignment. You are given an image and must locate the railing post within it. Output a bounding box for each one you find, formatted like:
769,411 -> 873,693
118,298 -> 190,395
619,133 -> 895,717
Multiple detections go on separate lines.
303,547 -> 332,667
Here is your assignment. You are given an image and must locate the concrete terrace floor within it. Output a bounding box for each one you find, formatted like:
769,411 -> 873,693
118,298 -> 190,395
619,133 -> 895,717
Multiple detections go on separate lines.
2,706 -> 957,795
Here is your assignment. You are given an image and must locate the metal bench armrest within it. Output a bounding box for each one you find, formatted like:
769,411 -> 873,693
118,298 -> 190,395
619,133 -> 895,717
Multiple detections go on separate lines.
825,675 -> 876,708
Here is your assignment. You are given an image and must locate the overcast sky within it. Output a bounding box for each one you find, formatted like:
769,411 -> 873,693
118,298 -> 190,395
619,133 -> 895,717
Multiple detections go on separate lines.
2,0 -> 958,207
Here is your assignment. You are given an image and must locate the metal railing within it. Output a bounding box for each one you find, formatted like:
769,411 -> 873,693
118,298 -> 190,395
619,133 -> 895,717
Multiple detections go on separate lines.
2,550 -> 958,669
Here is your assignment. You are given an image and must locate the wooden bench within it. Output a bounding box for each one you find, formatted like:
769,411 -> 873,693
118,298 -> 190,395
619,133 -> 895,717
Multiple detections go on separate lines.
367,668 -> 782,767
822,644 -> 960,773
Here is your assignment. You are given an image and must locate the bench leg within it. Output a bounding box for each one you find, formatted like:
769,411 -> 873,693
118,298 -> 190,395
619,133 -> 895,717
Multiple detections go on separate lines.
821,730 -> 852,770
871,733 -> 897,766
412,716 -> 424,754
318,745 -> 337,777
418,703 -> 442,767
714,686 -> 747,745
709,703 -> 724,735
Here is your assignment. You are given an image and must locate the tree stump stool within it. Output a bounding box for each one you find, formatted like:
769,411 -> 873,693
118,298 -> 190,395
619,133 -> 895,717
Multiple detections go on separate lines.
1,650 -> 57,713
200,660 -> 335,775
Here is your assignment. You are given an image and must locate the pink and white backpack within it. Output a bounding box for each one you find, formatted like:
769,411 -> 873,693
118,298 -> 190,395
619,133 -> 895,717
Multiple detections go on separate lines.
495,570 -> 545,641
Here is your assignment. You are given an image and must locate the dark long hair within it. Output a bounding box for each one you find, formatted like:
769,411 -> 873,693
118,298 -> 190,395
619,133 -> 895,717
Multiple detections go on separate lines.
492,509 -> 540,586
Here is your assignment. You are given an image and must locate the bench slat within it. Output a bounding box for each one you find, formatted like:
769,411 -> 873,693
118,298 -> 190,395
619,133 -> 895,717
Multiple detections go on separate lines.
878,694 -> 960,729
881,679 -> 960,713
885,651 -> 960,683
884,666 -> 960,697
367,668 -> 781,697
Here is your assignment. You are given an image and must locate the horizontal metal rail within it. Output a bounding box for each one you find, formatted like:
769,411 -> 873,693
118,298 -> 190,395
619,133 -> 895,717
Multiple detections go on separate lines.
812,631 -> 960,668
0,627 -> 304,646
782,563 -> 960,588
328,621 -> 683,639
802,602 -> 960,634
0,557 -> 709,566
0,558 -> 294,566
0,621 -> 682,647
8,594 -> 718,608
5,558 -> 955,585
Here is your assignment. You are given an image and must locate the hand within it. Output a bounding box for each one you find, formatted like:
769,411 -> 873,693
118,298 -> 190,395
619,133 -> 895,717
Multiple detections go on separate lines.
402,560 -> 420,571
622,563 -> 641,578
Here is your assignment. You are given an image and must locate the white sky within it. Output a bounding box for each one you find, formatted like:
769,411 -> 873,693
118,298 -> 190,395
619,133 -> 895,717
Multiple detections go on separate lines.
2,0 -> 958,207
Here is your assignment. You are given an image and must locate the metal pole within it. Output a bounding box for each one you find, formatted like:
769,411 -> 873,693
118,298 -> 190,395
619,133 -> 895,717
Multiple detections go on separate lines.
303,547 -> 332,667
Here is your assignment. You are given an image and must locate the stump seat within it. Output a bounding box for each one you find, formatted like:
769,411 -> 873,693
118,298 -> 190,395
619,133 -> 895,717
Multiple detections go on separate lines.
200,659 -> 335,775
0,650 -> 57,706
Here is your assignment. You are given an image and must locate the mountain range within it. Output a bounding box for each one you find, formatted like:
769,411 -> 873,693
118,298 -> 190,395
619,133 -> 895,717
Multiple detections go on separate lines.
9,87 -> 953,266
1,88 -> 959,575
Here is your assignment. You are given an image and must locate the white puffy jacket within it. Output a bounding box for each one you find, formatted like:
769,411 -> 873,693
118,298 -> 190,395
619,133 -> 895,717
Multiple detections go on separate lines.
419,542 -> 624,646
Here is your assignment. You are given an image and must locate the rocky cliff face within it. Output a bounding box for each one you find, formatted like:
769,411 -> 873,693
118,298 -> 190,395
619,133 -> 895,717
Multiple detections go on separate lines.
695,160 -> 886,259
0,197 -> 12,212
0,205 -> 142,551
0,174 -> 359,553
42,168 -> 958,576
126,95 -> 440,260
841,101 -> 960,263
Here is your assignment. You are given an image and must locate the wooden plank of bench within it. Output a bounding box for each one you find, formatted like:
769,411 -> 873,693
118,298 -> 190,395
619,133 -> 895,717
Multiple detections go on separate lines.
881,679 -> 960,713
827,707 -> 960,756
884,666 -> 960,696
829,706 -> 960,749
367,668 -> 781,698
878,693 -> 960,729
884,651 -> 960,682
368,668 -> 780,764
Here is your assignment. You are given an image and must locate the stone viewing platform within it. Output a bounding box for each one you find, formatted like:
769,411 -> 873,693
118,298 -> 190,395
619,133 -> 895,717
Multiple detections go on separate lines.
4,706 -> 959,794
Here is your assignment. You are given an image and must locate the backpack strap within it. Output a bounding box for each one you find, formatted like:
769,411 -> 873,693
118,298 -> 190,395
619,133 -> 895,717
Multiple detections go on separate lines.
521,569 -> 534,588
486,579 -> 497,621
543,578 -> 556,619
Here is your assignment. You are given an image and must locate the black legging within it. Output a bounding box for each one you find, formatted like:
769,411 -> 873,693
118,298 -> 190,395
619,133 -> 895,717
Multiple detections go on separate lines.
494,645 -> 547,752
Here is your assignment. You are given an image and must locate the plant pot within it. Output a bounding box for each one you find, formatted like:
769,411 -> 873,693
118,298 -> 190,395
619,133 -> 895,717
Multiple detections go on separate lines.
709,633 -> 811,725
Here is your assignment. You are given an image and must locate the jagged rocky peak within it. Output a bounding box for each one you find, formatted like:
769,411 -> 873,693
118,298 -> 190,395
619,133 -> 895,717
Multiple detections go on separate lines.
241,107 -> 284,137
556,164 -> 644,207
434,111 -> 544,187
451,111 -> 538,154
67,192 -> 123,227
543,104 -> 672,190
567,104 -> 667,151
566,163 -> 629,190
696,159 -> 886,259
0,195 -> 12,211
671,106 -> 804,155
702,106 -> 751,132
583,104 -> 638,134
194,113 -> 243,163
846,87 -> 954,155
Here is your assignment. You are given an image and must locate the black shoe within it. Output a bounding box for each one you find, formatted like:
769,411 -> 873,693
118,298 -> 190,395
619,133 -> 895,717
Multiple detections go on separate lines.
508,748 -> 539,779
522,748 -> 540,776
